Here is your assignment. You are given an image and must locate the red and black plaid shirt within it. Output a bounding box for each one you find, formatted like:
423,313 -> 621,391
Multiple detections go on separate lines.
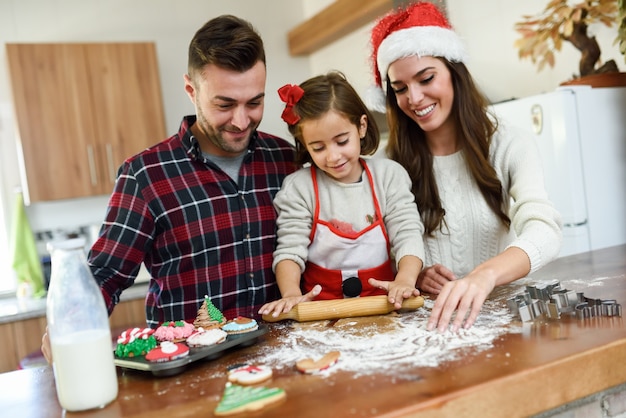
89,116 -> 296,328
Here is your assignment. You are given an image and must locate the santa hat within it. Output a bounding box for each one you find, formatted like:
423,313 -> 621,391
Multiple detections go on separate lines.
366,1 -> 468,112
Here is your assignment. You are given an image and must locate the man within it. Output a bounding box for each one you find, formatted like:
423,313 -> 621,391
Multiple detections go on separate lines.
43,14 -> 295,362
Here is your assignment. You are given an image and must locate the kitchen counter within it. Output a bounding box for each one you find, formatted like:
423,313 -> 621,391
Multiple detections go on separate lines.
0,281 -> 150,373
2,244 -> 625,417
0,282 -> 148,324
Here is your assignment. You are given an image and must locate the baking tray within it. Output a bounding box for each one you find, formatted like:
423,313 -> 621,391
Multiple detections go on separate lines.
114,325 -> 268,377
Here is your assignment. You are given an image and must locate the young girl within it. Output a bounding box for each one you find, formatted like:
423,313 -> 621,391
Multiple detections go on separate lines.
259,71 -> 424,318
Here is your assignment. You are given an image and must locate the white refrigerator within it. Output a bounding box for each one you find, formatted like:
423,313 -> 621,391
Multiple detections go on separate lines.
490,85 -> 626,258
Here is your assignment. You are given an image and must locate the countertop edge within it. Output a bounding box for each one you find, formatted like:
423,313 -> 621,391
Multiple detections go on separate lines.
392,336 -> 626,418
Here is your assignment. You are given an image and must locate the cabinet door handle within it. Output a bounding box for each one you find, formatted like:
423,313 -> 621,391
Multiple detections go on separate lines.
105,143 -> 116,183
87,145 -> 98,186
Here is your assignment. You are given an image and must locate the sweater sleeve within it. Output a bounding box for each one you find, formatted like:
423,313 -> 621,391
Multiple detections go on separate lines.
368,158 -> 426,267
272,169 -> 315,272
493,123 -> 563,272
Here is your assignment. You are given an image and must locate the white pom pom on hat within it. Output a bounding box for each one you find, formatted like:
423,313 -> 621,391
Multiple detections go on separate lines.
366,1 -> 468,112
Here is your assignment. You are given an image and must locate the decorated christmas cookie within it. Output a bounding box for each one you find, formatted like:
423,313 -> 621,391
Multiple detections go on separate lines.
214,382 -> 286,416
194,295 -> 227,330
221,316 -> 259,335
296,351 -> 341,374
115,327 -> 157,358
227,364 -> 273,385
186,327 -> 228,348
153,320 -> 195,342
145,341 -> 189,362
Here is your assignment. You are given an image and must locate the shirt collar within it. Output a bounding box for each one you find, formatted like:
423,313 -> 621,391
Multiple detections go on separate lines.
180,115 -> 258,161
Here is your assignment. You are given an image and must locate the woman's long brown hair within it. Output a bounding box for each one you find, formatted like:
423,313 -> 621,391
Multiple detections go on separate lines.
385,59 -> 510,236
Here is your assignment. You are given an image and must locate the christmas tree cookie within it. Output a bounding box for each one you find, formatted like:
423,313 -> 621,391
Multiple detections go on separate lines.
214,382 -> 286,416
194,295 -> 226,330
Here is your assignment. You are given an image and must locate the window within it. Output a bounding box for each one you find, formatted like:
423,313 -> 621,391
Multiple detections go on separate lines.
0,200 -> 16,294
0,103 -> 19,295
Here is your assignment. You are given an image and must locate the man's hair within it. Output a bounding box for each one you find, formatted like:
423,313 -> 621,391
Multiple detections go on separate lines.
188,15 -> 266,79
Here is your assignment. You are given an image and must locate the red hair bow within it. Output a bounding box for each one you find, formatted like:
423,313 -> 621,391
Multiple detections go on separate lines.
278,84 -> 304,125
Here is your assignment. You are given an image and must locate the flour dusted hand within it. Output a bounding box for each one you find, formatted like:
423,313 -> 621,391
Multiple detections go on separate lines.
427,269 -> 496,333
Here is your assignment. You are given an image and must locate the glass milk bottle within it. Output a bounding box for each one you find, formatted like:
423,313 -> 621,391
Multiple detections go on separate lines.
46,238 -> 118,411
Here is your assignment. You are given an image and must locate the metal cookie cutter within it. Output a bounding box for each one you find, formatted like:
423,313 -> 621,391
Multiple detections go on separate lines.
574,297 -> 623,320
507,280 -> 622,322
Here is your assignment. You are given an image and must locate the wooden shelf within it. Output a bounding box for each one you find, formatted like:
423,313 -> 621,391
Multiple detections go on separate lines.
288,0 -> 392,56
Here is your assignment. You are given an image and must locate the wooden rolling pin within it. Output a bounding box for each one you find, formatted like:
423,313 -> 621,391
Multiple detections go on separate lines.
261,295 -> 424,323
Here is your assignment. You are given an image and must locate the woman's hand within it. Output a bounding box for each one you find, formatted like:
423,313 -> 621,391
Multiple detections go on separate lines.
426,273 -> 496,333
426,248 -> 531,332
258,284 -> 322,318
417,264 -> 457,294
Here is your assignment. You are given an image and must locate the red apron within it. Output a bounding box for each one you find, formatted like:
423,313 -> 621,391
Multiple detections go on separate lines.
303,161 -> 394,300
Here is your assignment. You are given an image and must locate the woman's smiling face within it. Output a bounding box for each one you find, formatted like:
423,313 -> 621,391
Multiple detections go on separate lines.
387,55 -> 455,136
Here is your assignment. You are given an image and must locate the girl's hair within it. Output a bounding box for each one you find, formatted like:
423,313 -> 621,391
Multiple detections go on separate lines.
385,59 -> 510,236
287,71 -> 380,167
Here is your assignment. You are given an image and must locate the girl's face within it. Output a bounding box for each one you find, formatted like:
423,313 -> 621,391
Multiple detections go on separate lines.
300,110 -> 367,184
387,55 -> 455,137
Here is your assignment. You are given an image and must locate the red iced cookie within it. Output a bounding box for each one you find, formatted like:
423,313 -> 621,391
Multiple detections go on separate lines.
145,341 -> 189,362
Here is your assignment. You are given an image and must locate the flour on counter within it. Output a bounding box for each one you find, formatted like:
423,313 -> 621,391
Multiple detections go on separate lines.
253,298 -> 519,377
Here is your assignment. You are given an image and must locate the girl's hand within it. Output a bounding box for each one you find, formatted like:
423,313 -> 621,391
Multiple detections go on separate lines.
368,277 -> 420,309
417,264 -> 457,294
258,284 -> 322,317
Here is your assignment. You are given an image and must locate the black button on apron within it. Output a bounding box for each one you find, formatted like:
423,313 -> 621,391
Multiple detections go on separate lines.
342,276 -> 362,298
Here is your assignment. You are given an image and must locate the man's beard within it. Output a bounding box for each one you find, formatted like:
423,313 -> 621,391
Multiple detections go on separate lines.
196,112 -> 255,155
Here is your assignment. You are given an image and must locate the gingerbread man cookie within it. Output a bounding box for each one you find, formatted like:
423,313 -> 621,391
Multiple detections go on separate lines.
296,351 -> 340,374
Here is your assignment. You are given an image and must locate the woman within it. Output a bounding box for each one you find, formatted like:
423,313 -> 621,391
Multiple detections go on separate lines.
366,2 -> 562,332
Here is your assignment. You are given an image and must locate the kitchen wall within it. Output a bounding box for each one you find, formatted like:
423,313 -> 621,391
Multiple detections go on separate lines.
0,0 -> 624,292
306,0 -> 625,104
0,0 -> 310,292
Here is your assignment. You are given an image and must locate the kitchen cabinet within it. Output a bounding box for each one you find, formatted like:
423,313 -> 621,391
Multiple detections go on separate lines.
0,316 -> 47,373
0,297 -> 146,373
6,43 -> 166,203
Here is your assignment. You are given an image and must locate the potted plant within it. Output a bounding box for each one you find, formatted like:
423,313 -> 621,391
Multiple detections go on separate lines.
514,0 -> 626,85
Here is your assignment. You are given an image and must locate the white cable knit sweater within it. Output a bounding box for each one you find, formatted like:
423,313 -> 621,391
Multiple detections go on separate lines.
424,122 -> 563,277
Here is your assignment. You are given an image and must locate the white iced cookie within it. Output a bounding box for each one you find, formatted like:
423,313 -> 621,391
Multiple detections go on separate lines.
186,327 -> 228,347
227,364 -> 273,385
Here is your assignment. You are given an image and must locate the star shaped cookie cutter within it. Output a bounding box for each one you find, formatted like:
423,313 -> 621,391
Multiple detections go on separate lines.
506,280 -> 622,321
